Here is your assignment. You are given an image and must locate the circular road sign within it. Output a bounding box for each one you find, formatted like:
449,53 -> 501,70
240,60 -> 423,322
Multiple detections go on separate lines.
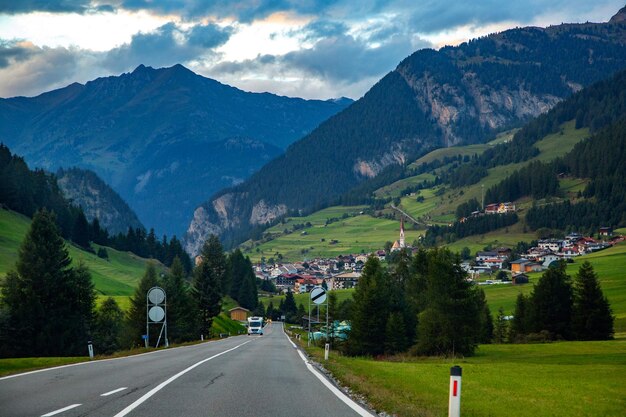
148,287 -> 165,305
148,306 -> 165,322
310,287 -> 327,305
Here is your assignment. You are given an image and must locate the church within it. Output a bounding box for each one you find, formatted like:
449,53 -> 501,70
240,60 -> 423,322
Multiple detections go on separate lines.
390,217 -> 407,252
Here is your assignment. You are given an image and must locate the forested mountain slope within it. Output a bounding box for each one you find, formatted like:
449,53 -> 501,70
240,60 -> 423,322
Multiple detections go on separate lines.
0,64 -> 351,236
186,8 -> 626,254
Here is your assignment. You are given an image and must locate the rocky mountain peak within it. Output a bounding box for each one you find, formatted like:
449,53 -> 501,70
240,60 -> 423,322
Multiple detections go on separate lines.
609,5 -> 626,23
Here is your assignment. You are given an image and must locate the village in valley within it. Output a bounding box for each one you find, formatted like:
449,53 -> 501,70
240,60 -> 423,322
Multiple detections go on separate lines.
251,213 -> 624,294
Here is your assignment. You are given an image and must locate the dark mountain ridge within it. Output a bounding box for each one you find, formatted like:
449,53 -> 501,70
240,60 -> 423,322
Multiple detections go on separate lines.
56,167 -> 144,235
0,64 -> 351,236
185,8 -> 626,255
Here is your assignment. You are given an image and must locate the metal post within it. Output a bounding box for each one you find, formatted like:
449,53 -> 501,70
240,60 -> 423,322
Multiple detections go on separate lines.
449,366 -> 462,417
308,292 -> 312,347
164,294 -> 169,348
326,294 -> 329,347
146,295 -> 150,348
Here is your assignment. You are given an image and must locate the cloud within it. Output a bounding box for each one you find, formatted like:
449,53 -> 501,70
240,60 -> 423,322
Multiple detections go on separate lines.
102,22 -> 234,72
0,0 -> 102,14
405,0 -> 624,34
209,25 -> 430,99
118,0 -> 347,22
0,41 -> 91,97
0,41 -> 34,68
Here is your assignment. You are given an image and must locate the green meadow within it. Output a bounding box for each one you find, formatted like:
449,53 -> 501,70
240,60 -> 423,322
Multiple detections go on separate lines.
243,211 -> 421,262
0,208 -> 156,302
305,338 -> 625,417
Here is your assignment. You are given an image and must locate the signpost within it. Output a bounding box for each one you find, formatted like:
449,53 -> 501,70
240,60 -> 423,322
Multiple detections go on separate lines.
146,287 -> 168,348
308,286 -> 328,347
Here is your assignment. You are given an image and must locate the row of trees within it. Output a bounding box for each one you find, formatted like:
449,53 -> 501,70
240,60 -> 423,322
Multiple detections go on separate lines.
0,144 -> 193,272
506,261 -> 613,342
423,213 -> 518,246
0,212 -> 256,357
346,249 -> 491,357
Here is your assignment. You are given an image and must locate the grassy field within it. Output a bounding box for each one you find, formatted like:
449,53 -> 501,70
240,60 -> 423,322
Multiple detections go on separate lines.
243,213 -> 421,262
305,338 -> 625,417
480,242 -> 626,333
0,208 -> 157,302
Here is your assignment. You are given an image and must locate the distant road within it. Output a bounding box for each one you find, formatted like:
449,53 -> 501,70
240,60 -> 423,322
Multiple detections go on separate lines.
0,323 -> 373,417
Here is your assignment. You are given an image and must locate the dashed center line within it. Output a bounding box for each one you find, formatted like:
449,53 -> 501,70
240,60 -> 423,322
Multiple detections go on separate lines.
101,387 -> 128,397
41,403 -> 81,416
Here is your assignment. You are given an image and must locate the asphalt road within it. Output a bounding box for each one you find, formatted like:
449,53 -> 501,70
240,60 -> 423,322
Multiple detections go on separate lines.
0,323 -> 374,417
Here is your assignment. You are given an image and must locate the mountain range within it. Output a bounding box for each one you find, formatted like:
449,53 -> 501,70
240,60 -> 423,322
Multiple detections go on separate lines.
184,7 -> 626,255
0,64 -> 351,237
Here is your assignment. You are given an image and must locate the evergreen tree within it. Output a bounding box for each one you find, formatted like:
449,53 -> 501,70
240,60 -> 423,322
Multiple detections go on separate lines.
200,235 -> 228,296
571,261 -> 614,340
384,311 -> 408,354
93,297 -> 124,355
478,289 -> 493,344
283,289 -> 298,322
126,263 -> 160,347
237,259 -> 258,311
72,209 -> 91,249
163,257 -> 196,343
493,307 -> 508,344
266,301 -> 276,320
228,248 -> 247,300
346,256 -> 390,356
509,293 -> 531,342
529,261 -> 573,339
192,241 -> 223,339
1,209 -> 95,357
253,301 -> 265,317
413,248 -> 482,356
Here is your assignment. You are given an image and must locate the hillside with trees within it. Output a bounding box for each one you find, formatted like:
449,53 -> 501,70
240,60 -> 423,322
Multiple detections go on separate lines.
186,12 -> 626,253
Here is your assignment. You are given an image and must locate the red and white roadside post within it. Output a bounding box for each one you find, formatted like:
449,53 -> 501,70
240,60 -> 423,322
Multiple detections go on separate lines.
448,366 -> 462,417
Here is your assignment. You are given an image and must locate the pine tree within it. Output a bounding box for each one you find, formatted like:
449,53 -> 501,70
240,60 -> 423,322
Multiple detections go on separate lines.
509,293 -> 531,342
126,263 -> 160,347
201,235 -> 227,296
237,259 -> 258,311
192,241 -> 223,339
413,248 -> 481,356
72,209 -> 91,249
478,289 -> 493,344
529,261 -> 573,339
1,209 -> 95,357
346,256 -> 390,356
571,261 -> 614,340
163,257 -> 196,343
228,248 -> 247,300
385,311 -> 408,354
266,301 -> 276,320
283,289 -> 297,322
493,307 -> 508,344
93,297 -> 124,355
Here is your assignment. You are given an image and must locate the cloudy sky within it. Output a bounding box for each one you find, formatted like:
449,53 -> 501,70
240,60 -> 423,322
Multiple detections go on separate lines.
0,1 -> 623,100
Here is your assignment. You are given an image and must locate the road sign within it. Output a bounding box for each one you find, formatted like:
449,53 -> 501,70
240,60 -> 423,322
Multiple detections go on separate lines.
148,306 -> 165,322
310,287 -> 326,305
148,287 -> 165,305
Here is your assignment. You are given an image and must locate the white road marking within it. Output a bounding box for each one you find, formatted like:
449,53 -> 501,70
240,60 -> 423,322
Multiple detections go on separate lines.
41,403 -> 81,416
0,336 -> 245,381
101,387 -> 128,396
112,340 -> 252,417
284,324 -> 375,417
